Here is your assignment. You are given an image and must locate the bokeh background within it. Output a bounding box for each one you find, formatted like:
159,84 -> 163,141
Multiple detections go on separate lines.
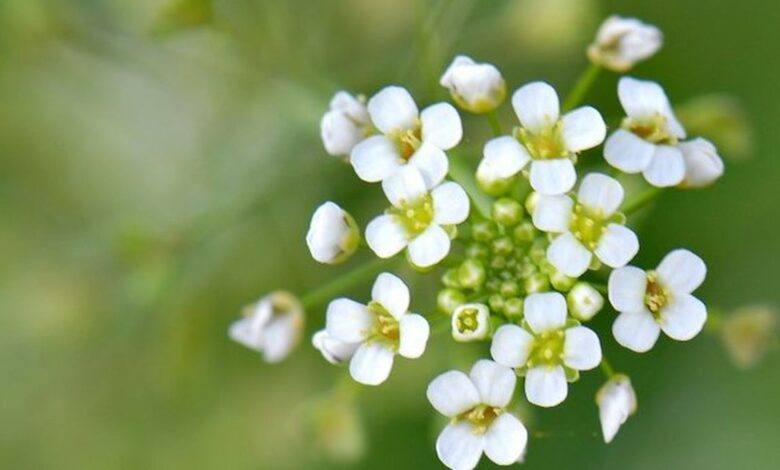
1,0 -> 778,468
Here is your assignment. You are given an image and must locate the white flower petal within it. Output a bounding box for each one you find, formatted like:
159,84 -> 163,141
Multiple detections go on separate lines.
408,224 -> 450,268
680,138 -> 724,187
524,292 -> 568,334
398,313 -> 430,358
371,272 -> 410,319
228,316 -> 265,352
660,295 -> 707,341
643,145 -> 685,187
525,365 -> 568,407
432,182 -> 470,225
436,422 -> 484,470
349,342 -> 395,386
261,314 -> 302,362
594,223 -> 638,268
312,329 -> 360,365
409,141 -> 449,189
484,413 -> 527,466
608,266 -> 648,312
561,106 -> 607,152
604,129 -> 656,173
440,55 -> 476,87
350,135 -> 402,183
656,249 -> 707,295
532,195 -> 573,233
490,324 -> 534,368
421,102 -> 462,150
325,298 -> 372,343
427,370 -> 481,417
612,310 -> 661,352
381,165 -> 428,207
577,173 -> 624,217
477,136 -> 531,181
365,214 -> 408,258
512,81 -> 560,134
367,85 -> 418,134
306,201 -> 352,264
563,326 -> 602,371
547,232 -> 593,277
469,359 -> 517,408
321,109 -> 364,156
618,76 -> 671,120
597,375 -> 637,443
529,158 -> 577,195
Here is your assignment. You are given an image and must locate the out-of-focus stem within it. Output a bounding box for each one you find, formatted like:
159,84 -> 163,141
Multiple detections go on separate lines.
562,62 -> 602,111
448,154 -> 494,219
301,257 -> 398,310
622,186 -> 663,216
599,357 -> 616,379
486,110 -> 503,136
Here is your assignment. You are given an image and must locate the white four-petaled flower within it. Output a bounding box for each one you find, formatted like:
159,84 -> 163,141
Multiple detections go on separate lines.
491,292 -> 602,407
366,166 -> 470,268
604,77 -> 688,187
679,137 -> 724,187
609,249 -> 708,352
596,374 -> 637,443
350,86 -> 462,189
306,201 -> 361,264
427,360 -> 528,469
532,173 -> 639,277
325,272 -> 430,385
587,16 -> 663,72
477,81 -> 606,196
451,303 -> 491,342
320,91 -> 372,157
440,55 -> 506,114
228,291 -> 304,363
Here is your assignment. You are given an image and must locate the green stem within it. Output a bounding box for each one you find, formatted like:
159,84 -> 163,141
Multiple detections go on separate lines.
622,186 -> 663,216
599,357 -> 615,379
562,63 -> 602,112
448,154 -> 494,219
486,110 -> 503,136
301,257 -> 398,310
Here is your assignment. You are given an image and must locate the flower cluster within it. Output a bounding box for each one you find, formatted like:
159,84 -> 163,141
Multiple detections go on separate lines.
225,13 -> 761,470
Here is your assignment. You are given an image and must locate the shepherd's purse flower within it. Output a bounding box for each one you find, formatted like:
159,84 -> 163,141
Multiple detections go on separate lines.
229,291 -> 304,363
440,55 -> 506,114
306,201 -> 361,264
597,374 -> 637,443
587,16 -> 663,72
321,91 -> 371,157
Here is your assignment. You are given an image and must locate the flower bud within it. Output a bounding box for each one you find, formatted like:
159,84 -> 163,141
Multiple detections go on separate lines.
513,221 -> 537,243
720,305 -> 778,369
437,288 -> 466,315
320,91 -> 371,156
503,297 -> 524,319
524,191 -> 540,215
587,16 -> 662,72
457,259 -> 486,289
465,242 -> 489,260
524,273 -> 549,294
492,198 -> 525,226
306,202 -> 361,264
488,294 -> 505,313
567,282 -> 604,321
440,55 -> 506,114
229,291 -> 304,363
550,270 -> 576,292
596,375 -> 637,443
471,220 -> 498,242
451,303 -> 490,342
676,94 -> 753,160
491,236 -> 514,256
309,394 -> 366,463
678,138 -> 724,188
312,329 -> 359,364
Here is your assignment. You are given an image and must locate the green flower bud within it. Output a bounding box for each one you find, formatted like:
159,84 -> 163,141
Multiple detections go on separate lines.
442,268 -> 461,288
492,236 -> 514,256
550,270 -> 576,292
472,220 -> 498,242
513,221 -> 537,243
458,259 -> 486,289
465,243 -> 489,260
477,173 -> 517,197
524,272 -> 550,294
500,280 -> 520,298
567,282 -> 604,321
524,191 -> 540,215
492,198 -> 525,227
504,297 -> 524,319
488,294 -> 505,313
438,288 -> 467,314
490,256 -> 507,270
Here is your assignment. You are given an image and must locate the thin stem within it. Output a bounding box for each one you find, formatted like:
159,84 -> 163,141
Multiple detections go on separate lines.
301,257 -> 398,310
622,186 -> 663,216
562,63 -> 602,112
599,357 -> 615,379
448,154 -> 494,219
485,110 -> 503,136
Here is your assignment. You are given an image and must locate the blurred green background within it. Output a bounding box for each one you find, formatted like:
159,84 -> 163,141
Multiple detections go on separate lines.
1,0 -> 778,468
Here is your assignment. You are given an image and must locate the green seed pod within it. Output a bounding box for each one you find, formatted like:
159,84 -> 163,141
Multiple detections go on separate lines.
504,297 -> 524,319
492,236 -> 514,256
513,221 -> 537,244
458,259 -> 486,289
465,242 -> 489,260
437,288 -> 467,315
471,220 -> 498,242
492,198 -> 525,227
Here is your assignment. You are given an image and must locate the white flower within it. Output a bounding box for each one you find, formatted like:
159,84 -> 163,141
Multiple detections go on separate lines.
306,201 -> 361,264
440,55 -> 506,114
596,375 -> 637,443
532,173 -> 639,277
608,249 -> 707,353
587,16 -> 663,72
324,272 -> 430,385
427,360 -> 528,469
679,138 -> 724,187
350,85 -> 462,189
320,91 -> 371,156
491,292 -> 602,407
604,77 -> 688,187
476,81 -> 606,196
312,329 -> 360,365
365,166 -> 470,268
451,303 -> 490,342
567,282 -> 604,321
228,291 -> 304,363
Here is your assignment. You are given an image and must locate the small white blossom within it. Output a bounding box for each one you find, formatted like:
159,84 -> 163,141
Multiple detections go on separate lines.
609,249 -> 707,352
679,138 -> 724,187
320,91 -> 371,156
325,272 -> 429,385
451,303 -> 490,342
440,55 -> 506,114
365,166 -> 470,268
596,375 -> 637,443
587,16 -> 663,72
491,292 -> 602,407
229,291 -> 304,363
567,282 -> 604,321
532,173 -> 639,277
476,81 -> 606,196
427,360 -> 528,469
306,201 -> 361,264
350,85 -> 462,189
312,329 -> 360,365
604,77 -> 688,187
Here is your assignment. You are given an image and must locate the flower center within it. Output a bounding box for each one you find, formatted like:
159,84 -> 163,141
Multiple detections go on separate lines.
644,271 -> 671,319
515,122 -> 567,160
390,124 -> 422,160
570,204 -> 607,250
527,329 -> 565,367
388,194 -> 434,236
623,114 -> 677,145
455,307 -> 481,334
459,404 -> 501,435
367,301 -> 400,344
